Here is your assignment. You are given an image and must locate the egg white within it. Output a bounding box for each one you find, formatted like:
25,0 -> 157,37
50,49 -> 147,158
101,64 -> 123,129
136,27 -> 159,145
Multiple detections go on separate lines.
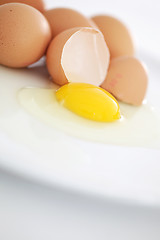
0,63 -> 160,150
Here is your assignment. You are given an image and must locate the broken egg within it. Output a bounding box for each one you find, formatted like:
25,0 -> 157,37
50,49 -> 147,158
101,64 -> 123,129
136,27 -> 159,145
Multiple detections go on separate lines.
0,3 -> 51,68
44,7 -> 96,38
46,27 -> 110,86
91,15 -> 135,58
0,62 -> 158,150
101,56 -> 148,105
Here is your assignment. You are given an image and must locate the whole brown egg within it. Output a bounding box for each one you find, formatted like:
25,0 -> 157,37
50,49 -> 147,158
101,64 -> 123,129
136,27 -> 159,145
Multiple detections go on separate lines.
44,8 -> 96,38
92,15 -> 135,59
0,0 -> 45,12
0,3 -> 51,68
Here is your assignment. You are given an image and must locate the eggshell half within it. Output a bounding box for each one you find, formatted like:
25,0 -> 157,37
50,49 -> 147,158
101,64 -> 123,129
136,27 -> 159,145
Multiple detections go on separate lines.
101,56 -> 148,105
0,3 -> 51,68
46,27 -> 110,86
0,0 -> 45,12
91,15 -> 135,59
44,8 -> 96,38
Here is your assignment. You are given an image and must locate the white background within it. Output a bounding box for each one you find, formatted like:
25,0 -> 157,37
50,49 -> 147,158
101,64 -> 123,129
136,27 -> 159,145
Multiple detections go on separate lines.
0,0 -> 160,239
1,168 -> 160,240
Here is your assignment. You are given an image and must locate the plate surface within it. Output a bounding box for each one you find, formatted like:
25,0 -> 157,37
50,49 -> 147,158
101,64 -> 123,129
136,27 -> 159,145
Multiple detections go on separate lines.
0,51 -> 160,206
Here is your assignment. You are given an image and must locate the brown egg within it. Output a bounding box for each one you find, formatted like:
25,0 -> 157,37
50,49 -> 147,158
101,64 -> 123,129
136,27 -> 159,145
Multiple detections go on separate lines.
0,0 -> 45,12
46,27 -> 110,86
0,3 -> 51,68
101,57 -> 148,105
44,8 -> 95,38
91,15 -> 135,59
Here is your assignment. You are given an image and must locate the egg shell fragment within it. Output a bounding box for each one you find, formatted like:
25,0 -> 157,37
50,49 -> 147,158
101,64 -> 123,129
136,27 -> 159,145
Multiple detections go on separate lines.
101,56 -> 148,106
0,0 -> 45,12
91,15 -> 135,59
0,3 -> 52,68
44,8 -> 96,38
46,27 -> 110,86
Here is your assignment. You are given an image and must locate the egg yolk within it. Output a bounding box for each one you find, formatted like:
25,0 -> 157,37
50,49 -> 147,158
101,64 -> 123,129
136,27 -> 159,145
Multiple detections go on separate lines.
56,83 -> 121,122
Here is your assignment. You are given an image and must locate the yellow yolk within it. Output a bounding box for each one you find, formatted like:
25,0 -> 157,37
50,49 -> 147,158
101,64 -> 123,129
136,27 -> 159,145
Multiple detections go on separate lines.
56,83 -> 121,122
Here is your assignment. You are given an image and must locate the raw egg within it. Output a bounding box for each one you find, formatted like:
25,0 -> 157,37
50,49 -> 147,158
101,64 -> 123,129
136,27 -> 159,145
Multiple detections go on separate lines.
0,3 -> 51,68
1,3 -> 158,151
43,7 -> 96,38
46,27 -> 110,86
101,56 -> 148,105
0,64 -> 159,149
91,15 -> 135,58
56,83 -> 120,122
17,84 -> 160,150
0,0 -> 45,12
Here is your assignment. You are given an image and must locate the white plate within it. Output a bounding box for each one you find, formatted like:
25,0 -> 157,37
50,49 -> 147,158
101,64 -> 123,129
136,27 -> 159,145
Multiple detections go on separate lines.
0,50 -> 160,207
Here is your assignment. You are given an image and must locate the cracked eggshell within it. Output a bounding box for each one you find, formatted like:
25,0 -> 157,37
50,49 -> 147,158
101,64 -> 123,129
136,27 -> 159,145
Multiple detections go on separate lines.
101,56 -> 148,106
88,18 -> 99,29
43,8 -> 97,38
46,27 -> 110,86
0,0 -> 45,12
91,15 -> 135,59
0,3 -> 52,68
